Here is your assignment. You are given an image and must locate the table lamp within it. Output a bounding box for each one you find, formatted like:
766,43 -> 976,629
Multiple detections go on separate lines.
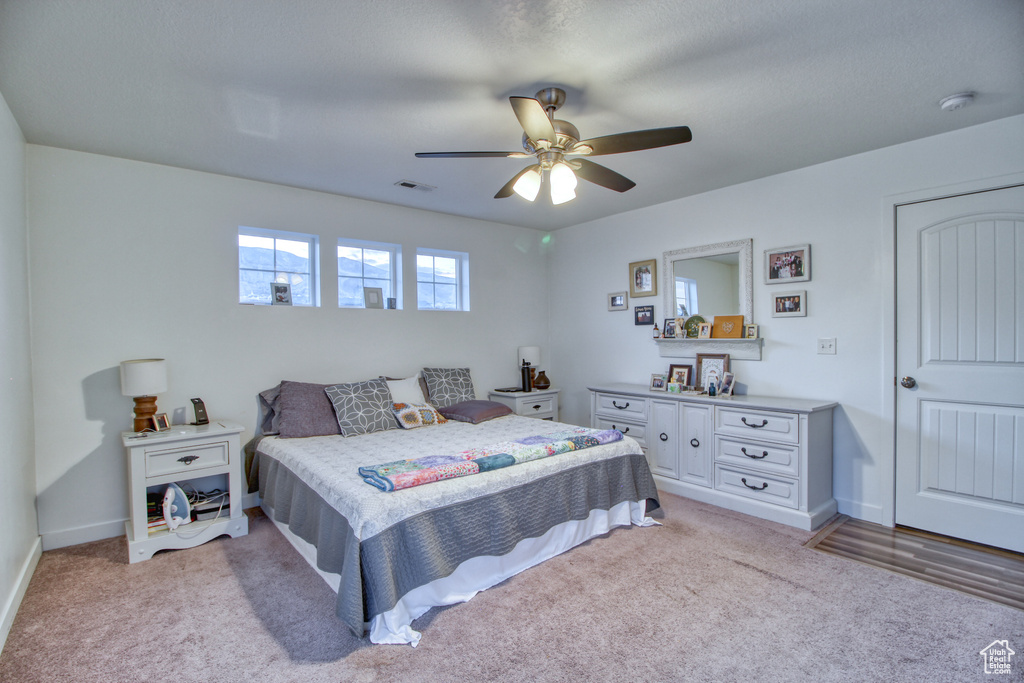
120,358 -> 168,432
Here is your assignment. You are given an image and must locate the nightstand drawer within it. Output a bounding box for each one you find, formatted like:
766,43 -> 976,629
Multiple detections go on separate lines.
594,393 -> 647,420
518,396 -> 555,417
715,436 -> 800,478
714,465 -> 799,509
146,441 -> 229,478
715,407 -> 800,444
593,416 -> 647,448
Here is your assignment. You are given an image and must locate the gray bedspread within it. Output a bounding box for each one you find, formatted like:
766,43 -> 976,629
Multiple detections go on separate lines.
255,416 -> 659,636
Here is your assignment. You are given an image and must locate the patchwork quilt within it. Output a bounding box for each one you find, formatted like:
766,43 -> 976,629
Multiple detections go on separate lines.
359,427 -> 623,492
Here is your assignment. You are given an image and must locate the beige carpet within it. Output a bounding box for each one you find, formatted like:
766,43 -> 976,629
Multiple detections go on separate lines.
2,492 -> 1021,682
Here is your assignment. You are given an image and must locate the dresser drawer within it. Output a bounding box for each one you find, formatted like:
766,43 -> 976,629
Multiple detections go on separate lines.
715,436 -> 800,478
593,416 -> 647,448
715,407 -> 800,444
146,441 -> 229,478
594,393 -> 648,420
714,465 -> 799,509
517,395 -> 555,418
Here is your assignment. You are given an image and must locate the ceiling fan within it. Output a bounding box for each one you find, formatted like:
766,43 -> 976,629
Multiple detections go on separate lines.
415,87 -> 692,205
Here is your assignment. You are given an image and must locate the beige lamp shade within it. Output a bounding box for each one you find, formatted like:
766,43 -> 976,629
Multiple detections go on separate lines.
517,346 -> 541,367
120,359 -> 167,432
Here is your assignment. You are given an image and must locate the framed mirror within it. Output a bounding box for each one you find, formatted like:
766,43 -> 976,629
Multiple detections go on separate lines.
663,238 -> 752,324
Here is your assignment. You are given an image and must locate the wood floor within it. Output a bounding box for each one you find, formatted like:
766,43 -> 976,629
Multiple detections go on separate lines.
805,515 -> 1024,611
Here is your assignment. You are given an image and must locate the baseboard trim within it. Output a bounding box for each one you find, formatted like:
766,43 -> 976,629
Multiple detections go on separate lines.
0,536 -> 42,656
40,519 -> 126,551
834,496 -> 884,525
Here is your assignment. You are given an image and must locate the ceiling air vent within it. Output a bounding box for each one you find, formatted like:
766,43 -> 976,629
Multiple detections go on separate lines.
394,180 -> 436,192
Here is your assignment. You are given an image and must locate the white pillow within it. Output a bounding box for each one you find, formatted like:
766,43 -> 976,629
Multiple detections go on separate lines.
385,376 -> 427,405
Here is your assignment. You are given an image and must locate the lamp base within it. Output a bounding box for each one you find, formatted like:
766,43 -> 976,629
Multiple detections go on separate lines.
132,395 -> 158,432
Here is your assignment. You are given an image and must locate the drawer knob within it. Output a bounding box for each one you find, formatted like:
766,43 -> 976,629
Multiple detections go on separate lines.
613,425 -> 629,434
659,433 -> 668,442
741,417 -> 769,429
741,447 -> 768,459
741,477 -> 768,491
612,400 -> 630,410
177,455 -> 199,465
690,438 -> 700,448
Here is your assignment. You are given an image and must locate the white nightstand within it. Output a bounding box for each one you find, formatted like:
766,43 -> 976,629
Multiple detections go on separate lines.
488,388 -> 560,421
122,421 -> 249,563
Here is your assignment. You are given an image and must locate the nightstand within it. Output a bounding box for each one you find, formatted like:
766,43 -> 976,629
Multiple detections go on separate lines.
122,420 -> 249,563
488,388 -> 560,421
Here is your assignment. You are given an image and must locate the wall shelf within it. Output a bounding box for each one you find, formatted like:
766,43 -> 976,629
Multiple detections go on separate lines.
654,337 -> 763,360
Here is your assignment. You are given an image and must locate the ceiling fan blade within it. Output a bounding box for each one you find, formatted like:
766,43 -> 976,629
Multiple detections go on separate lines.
572,158 -> 637,192
416,151 -> 523,158
495,165 -> 540,199
578,126 -> 692,156
509,97 -> 556,145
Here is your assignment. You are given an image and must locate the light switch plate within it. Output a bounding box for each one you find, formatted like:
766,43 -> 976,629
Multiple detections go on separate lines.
817,337 -> 837,355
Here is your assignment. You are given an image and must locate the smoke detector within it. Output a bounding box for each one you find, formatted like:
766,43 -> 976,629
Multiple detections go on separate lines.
939,92 -> 975,112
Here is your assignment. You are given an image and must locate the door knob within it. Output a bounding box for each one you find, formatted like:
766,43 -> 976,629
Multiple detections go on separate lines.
900,376 -> 917,389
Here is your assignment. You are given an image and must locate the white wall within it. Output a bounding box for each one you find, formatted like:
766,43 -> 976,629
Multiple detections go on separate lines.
547,114 -> 1024,523
0,90 -> 40,650
26,146 -> 551,548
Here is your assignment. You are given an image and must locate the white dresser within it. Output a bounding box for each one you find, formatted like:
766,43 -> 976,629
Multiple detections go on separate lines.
590,384 -> 836,530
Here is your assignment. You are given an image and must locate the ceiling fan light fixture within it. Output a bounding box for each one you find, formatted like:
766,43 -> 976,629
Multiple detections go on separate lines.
549,162 -> 578,205
512,167 -> 542,201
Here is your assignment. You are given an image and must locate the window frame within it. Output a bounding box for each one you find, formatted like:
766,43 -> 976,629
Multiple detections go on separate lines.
416,247 -> 470,311
336,238 -> 403,309
238,226 -> 320,306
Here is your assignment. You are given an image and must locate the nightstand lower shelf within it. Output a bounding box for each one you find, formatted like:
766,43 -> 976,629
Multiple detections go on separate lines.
125,515 -> 248,563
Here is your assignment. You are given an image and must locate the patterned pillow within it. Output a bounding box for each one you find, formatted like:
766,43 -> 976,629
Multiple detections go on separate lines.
324,379 -> 399,436
421,367 -> 475,409
392,402 -> 448,429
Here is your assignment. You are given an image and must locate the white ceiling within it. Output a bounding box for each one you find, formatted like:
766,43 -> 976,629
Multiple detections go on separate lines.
1,0 -> 1022,231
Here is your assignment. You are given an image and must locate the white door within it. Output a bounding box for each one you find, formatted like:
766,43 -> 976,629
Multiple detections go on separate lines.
895,183 -> 1024,552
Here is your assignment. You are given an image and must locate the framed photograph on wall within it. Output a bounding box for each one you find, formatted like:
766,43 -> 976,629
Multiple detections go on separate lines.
629,259 -> 657,298
608,291 -> 628,311
772,290 -> 807,317
695,353 -> 730,390
668,363 -> 692,386
270,282 -> 292,305
634,305 -> 654,325
764,244 -> 810,284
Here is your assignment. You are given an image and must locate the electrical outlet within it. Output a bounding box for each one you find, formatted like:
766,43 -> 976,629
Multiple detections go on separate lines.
817,337 -> 837,355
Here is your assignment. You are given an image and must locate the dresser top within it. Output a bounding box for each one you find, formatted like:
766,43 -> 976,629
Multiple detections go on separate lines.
589,383 -> 837,414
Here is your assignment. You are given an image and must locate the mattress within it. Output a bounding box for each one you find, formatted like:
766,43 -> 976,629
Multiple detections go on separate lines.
256,414 -> 660,644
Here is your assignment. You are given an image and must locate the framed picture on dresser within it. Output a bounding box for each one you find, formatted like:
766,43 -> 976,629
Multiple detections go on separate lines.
695,353 -> 730,390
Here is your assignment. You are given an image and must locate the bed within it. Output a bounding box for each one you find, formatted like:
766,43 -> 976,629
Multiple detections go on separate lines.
251,373 -> 660,646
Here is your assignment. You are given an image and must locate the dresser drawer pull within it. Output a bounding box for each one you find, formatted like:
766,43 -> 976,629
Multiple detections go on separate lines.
690,438 -> 700,448
532,404 -> 542,410
741,447 -> 768,459
741,417 -> 769,429
612,425 -> 629,434
741,477 -> 768,491
659,433 -> 668,442
177,455 -> 199,465
612,400 -> 630,410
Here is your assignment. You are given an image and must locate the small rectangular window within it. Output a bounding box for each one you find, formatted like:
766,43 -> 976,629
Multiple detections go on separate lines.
239,227 -> 319,306
338,239 -> 402,308
417,248 -> 470,311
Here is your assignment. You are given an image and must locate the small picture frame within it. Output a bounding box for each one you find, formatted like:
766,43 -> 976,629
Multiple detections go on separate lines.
150,413 -> 171,431
649,373 -> 668,391
667,382 -> 683,394
744,323 -> 759,339
608,291 -> 628,311
697,322 -> 712,339
696,353 -> 730,390
772,290 -> 807,317
629,259 -> 658,298
668,363 -> 692,386
662,318 -> 677,338
270,282 -> 292,305
634,305 -> 654,325
765,244 -> 810,284
363,287 -> 384,309
719,372 -> 736,397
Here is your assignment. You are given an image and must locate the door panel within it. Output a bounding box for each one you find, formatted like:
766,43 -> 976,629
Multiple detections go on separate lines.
895,184 -> 1024,552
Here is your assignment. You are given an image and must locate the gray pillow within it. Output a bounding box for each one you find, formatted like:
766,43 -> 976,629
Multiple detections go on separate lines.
439,400 -> 513,424
325,379 -> 399,436
258,383 -> 282,435
421,367 -> 475,409
278,380 -> 343,438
